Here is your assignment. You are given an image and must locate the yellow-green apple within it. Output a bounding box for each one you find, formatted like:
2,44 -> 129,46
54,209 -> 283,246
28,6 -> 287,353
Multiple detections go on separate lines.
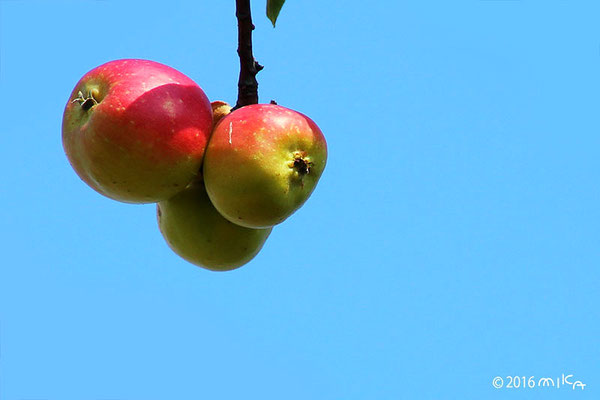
62,59 -> 213,203
203,104 -> 327,228
157,182 -> 272,271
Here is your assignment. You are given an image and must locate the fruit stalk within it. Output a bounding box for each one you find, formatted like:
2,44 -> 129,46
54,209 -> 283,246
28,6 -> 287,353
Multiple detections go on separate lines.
235,0 -> 263,109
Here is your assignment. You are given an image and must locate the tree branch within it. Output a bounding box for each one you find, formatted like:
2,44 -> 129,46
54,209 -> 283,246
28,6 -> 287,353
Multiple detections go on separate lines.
235,0 -> 263,109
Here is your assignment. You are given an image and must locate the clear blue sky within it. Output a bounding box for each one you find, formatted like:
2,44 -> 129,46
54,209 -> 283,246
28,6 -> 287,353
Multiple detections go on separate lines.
1,1 -> 598,399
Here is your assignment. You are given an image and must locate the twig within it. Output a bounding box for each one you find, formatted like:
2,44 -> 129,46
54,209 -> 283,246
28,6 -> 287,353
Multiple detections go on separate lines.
234,0 -> 263,109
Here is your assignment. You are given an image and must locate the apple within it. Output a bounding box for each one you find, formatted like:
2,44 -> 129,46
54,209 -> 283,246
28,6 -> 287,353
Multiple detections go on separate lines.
203,104 -> 327,228
211,100 -> 232,126
157,182 -> 272,271
62,59 -> 213,203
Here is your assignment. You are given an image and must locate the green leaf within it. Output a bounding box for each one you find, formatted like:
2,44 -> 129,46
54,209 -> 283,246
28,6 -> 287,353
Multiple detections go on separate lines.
267,0 -> 286,27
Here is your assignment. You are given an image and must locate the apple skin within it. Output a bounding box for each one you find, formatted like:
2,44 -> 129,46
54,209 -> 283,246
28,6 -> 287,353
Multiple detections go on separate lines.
62,59 -> 213,203
157,182 -> 272,271
203,104 -> 327,228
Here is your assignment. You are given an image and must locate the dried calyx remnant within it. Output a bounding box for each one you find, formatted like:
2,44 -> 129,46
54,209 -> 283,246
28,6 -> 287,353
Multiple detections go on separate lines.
292,152 -> 313,175
71,90 -> 98,111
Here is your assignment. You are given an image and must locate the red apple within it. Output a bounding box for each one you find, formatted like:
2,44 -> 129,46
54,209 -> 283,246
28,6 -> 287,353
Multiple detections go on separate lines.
157,182 -> 272,271
203,104 -> 327,228
62,59 -> 213,203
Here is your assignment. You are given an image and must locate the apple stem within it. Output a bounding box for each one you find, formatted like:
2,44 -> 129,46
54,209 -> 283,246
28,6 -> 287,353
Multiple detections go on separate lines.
234,0 -> 263,109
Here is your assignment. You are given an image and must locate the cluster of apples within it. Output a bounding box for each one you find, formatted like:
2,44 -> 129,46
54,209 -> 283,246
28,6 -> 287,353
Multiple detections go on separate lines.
62,59 -> 327,271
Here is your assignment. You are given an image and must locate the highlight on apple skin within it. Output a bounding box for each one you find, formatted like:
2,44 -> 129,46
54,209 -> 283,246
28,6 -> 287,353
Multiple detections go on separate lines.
203,104 -> 327,229
62,59 -> 213,203
156,181 -> 273,271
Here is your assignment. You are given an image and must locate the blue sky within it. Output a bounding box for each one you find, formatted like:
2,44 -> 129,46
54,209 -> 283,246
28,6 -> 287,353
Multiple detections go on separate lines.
1,1 -> 599,399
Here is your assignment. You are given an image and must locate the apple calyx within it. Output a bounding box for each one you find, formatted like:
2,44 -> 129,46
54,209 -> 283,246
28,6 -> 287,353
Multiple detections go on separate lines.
71,90 -> 99,111
290,151 -> 313,176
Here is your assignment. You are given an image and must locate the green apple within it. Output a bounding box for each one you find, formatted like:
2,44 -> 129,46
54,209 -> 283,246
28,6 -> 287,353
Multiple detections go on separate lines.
157,182 -> 272,271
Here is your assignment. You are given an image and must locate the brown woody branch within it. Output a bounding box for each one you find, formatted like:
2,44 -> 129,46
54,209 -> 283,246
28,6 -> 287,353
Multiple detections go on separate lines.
234,0 -> 263,109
